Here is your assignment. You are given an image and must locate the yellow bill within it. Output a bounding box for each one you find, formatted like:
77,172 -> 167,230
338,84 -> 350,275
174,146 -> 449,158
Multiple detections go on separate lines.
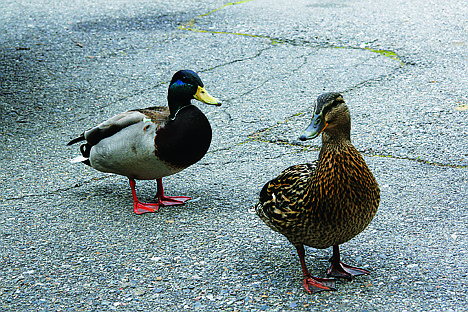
194,86 -> 221,106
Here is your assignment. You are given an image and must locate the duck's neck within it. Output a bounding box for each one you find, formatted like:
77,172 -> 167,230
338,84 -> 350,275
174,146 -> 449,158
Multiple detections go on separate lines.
321,127 -> 351,150
167,96 -> 191,119
316,129 -> 354,170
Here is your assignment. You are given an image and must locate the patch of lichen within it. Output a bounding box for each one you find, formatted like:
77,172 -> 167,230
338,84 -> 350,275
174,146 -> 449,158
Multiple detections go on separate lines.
365,48 -> 404,65
178,0 -> 256,31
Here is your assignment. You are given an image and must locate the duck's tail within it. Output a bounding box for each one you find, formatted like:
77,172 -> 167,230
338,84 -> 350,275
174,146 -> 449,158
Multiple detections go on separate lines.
70,155 -> 88,163
67,134 -> 85,146
68,136 -> 91,166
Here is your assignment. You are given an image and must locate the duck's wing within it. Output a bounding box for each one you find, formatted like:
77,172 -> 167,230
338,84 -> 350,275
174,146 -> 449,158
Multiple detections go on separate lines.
67,106 -> 170,146
256,162 -> 317,234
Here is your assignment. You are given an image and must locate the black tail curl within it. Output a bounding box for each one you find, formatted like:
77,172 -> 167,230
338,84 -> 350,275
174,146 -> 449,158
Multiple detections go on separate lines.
79,144 -> 91,166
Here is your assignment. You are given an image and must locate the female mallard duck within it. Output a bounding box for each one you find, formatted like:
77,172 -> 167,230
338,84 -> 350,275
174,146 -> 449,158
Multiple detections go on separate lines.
68,70 -> 221,214
256,92 -> 380,293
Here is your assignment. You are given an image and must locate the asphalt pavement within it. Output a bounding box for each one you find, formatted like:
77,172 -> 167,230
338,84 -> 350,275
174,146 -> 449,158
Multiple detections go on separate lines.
1,0 -> 467,311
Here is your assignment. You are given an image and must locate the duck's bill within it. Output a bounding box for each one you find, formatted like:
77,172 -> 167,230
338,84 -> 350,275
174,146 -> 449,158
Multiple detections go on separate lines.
194,86 -> 221,106
299,113 -> 328,141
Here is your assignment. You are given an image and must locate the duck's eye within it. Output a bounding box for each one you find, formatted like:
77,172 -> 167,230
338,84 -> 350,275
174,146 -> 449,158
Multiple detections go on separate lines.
315,118 -> 321,125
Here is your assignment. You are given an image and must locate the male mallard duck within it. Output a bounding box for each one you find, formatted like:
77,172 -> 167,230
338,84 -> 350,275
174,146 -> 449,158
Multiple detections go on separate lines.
68,70 -> 221,214
256,92 -> 380,293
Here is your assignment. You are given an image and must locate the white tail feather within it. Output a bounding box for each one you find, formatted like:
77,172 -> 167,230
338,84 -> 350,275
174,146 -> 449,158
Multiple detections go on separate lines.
70,156 -> 88,163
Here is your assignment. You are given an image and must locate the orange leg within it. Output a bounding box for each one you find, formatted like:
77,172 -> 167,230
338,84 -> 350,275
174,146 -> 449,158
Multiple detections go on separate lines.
155,178 -> 191,206
296,245 -> 336,293
129,179 -> 191,214
129,179 -> 161,214
327,245 -> 370,280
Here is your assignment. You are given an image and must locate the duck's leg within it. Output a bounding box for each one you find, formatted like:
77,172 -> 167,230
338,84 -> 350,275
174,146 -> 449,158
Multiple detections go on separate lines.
296,245 -> 336,293
129,179 -> 161,214
326,245 -> 370,280
155,178 -> 191,206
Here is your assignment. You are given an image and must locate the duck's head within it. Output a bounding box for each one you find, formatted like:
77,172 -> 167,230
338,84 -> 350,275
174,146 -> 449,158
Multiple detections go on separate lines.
299,92 -> 350,141
168,70 -> 221,116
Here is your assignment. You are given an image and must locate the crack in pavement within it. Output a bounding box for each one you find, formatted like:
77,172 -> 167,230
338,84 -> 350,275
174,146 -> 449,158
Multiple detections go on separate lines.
106,1 -> 407,126
175,2 -> 463,170
226,107 -> 468,169
177,1 -> 406,65
342,67 -> 404,94
178,0 -> 257,31
219,133 -> 468,169
228,48 -> 312,105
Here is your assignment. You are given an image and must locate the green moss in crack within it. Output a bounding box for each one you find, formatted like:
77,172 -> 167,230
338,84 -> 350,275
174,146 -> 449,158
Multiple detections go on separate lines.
366,48 -> 404,65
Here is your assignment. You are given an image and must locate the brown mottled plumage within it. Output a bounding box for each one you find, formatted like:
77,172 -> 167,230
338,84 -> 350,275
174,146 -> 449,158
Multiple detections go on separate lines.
256,92 -> 380,293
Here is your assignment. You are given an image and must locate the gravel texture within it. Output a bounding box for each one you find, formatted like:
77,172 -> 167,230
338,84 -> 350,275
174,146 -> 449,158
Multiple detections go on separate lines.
1,0 -> 467,311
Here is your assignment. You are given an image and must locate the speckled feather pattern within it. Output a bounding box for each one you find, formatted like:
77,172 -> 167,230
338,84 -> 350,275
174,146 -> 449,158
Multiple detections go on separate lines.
256,141 -> 380,249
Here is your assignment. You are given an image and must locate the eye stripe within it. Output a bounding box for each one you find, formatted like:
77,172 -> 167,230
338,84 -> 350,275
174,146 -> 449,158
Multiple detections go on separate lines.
322,100 -> 342,116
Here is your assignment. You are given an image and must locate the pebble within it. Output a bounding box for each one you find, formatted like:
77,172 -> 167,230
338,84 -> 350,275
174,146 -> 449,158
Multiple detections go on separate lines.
154,288 -> 164,294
